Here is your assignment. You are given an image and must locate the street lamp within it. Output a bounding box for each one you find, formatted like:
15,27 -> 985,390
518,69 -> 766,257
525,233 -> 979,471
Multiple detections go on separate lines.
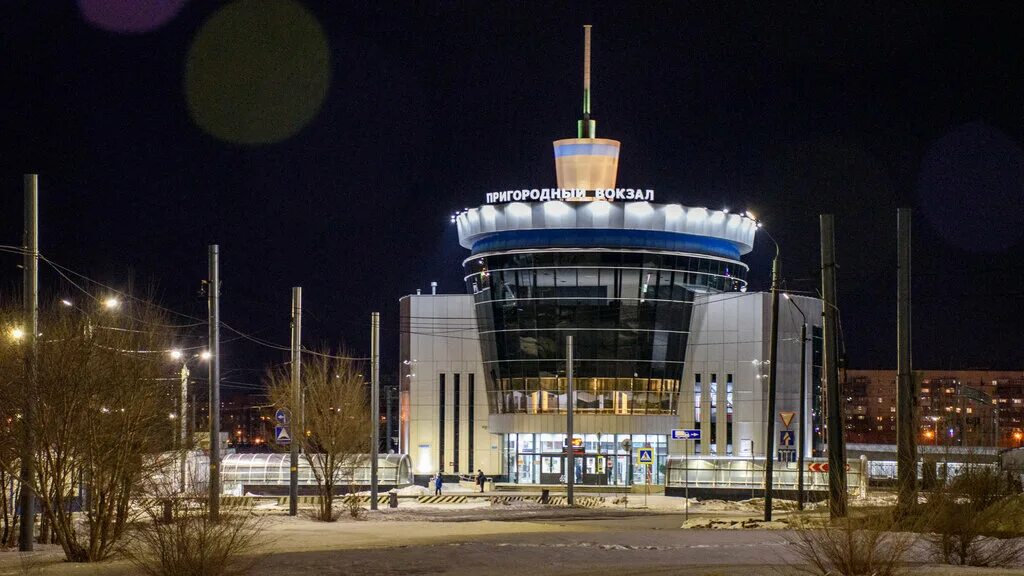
783,292 -> 809,510
169,350 -> 209,493
759,226 -> 781,522
102,297 -> 121,311
929,415 -> 941,446
8,327 -> 25,341
1014,431 -> 1023,448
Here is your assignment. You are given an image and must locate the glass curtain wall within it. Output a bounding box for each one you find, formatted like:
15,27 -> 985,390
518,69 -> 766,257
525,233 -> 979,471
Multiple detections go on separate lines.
466,250 -> 747,416
505,433 -> 668,485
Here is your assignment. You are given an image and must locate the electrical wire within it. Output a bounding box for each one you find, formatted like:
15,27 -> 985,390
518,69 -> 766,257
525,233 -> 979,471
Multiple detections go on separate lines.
218,320 -> 369,361
40,256 -> 209,327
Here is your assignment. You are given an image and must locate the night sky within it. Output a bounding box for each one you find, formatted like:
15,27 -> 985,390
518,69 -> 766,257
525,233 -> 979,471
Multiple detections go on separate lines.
3,2 -> 1024,395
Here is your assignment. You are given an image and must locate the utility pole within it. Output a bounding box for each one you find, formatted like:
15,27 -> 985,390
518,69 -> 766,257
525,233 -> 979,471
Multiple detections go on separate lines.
19,174 -> 38,551
896,208 -> 916,514
289,287 -> 302,516
820,215 -> 847,518
566,335 -> 575,507
764,254 -> 781,521
370,311 -> 380,511
784,293 -> 809,511
797,321 -> 808,510
208,245 -> 221,520
385,384 -> 394,453
180,364 -> 190,493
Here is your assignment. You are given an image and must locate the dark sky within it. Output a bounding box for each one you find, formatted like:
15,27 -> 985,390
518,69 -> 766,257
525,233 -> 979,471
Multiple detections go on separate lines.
3,1 -> 1024,393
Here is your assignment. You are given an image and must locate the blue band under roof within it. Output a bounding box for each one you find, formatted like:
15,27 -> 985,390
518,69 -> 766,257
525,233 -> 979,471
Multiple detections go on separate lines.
469,228 -> 743,260
553,143 -> 620,158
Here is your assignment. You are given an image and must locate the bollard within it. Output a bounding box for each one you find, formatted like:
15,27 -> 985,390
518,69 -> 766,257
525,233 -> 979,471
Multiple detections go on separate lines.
541,489 -> 549,504
162,499 -> 173,524
389,492 -> 398,508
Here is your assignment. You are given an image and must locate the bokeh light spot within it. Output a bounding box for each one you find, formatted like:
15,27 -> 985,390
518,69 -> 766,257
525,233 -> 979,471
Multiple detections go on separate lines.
78,0 -> 187,34
185,0 -> 330,145
918,122 -> 1024,253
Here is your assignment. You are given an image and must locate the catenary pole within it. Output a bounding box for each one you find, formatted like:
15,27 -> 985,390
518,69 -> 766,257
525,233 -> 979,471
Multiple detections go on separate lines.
19,174 -> 38,551
180,364 -> 190,493
797,321 -> 808,510
370,312 -> 380,510
764,255 -> 781,521
821,215 -> 847,518
289,287 -> 302,516
566,335 -> 575,507
208,245 -> 221,520
896,208 -> 916,514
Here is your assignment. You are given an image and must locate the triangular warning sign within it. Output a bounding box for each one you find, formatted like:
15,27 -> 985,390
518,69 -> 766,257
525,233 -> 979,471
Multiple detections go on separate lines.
779,411 -> 796,428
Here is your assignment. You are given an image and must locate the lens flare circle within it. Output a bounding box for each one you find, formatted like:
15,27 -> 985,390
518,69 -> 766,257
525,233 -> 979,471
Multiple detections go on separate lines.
185,0 -> 330,145
78,0 -> 187,34
918,122 -> 1024,253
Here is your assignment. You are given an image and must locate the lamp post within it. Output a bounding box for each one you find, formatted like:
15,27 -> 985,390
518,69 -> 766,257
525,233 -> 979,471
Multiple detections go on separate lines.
169,350 -> 209,493
759,226 -> 781,522
783,293 -> 808,510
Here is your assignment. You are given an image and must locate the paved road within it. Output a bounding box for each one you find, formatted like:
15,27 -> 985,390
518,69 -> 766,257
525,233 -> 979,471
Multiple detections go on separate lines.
251,515 -> 800,576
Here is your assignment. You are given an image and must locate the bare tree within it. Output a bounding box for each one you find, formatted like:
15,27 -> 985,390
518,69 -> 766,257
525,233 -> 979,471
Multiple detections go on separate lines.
266,350 -> 371,521
0,301 -> 180,561
0,307 -> 24,548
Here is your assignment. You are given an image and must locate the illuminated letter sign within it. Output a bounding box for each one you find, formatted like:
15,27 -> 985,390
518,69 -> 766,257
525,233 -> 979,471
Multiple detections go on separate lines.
484,188 -> 654,204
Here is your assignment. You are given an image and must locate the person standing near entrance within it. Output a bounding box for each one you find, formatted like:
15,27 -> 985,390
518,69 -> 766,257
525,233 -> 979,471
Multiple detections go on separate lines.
434,471 -> 443,496
476,469 -> 485,493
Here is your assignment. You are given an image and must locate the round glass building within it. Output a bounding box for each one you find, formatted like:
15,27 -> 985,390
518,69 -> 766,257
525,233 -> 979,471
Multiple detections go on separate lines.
460,201 -> 755,418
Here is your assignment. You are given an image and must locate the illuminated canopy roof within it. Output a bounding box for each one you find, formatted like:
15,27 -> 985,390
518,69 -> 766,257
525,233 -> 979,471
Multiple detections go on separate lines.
456,201 -> 757,260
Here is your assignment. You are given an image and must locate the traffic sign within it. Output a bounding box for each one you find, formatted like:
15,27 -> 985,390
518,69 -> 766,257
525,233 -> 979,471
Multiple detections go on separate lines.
275,408 -> 289,424
808,462 -> 851,473
779,430 -> 795,447
779,411 -> 796,428
671,429 -> 701,440
636,447 -> 654,465
275,426 -> 291,445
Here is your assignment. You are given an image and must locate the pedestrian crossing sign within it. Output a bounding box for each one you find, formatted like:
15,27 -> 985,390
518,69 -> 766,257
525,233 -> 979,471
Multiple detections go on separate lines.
275,426 -> 291,445
636,448 -> 654,465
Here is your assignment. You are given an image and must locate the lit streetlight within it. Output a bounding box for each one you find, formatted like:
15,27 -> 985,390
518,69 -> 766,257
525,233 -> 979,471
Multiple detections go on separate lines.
102,297 -> 120,311
9,327 -> 25,341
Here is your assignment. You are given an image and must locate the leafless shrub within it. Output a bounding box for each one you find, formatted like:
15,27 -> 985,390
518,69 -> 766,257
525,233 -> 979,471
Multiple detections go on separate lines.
266,350 -> 371,522
921,463 -> 1024,567
124,482 -> 263,576
345,484 -> 364,519
786,511 -> 916,576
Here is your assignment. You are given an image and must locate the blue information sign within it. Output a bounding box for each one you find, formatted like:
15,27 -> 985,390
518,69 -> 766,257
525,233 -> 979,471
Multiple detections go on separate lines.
275,408 -> 289,425
671,429 -> 701,440
275,426 -> 291,445
779,430 -> 795,447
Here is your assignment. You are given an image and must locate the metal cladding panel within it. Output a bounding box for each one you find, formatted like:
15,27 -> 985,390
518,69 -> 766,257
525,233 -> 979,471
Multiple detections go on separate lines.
457,201 -> 756,256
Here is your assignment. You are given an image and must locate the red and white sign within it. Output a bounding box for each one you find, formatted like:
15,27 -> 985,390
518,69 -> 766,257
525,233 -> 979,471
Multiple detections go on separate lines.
808,462 -> 851,472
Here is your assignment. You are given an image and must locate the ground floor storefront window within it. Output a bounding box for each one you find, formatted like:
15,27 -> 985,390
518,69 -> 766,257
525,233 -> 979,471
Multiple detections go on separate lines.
505,433 -> 667,485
